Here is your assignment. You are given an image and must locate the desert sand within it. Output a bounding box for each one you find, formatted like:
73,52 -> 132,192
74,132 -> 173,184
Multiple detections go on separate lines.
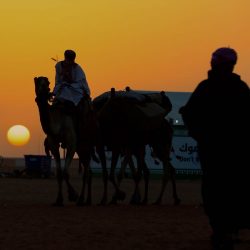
0,170 -> 250,250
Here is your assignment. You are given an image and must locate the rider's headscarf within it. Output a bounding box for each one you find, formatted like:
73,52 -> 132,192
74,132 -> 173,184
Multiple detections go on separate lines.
211,47 -> 237,66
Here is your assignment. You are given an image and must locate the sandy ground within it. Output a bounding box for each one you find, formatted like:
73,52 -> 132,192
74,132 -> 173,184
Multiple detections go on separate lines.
0,170 -> 250,250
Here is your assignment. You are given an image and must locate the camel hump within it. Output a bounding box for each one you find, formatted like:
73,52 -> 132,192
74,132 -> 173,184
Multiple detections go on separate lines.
142,92 -> 172,115
95,90 -> 169,132
93,89 -> 146,111
127,102 -> 167,131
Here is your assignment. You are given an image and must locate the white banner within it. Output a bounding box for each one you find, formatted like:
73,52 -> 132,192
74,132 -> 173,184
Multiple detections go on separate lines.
170,136 -> 200,170
142,136 -> 201,171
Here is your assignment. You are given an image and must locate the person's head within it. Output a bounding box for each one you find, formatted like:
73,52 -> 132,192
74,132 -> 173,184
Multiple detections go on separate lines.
210,47 -> 237,73
64,50 -> 76,64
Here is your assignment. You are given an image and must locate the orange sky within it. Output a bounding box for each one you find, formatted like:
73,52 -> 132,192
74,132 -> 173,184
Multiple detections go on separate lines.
1,0 -> 250,157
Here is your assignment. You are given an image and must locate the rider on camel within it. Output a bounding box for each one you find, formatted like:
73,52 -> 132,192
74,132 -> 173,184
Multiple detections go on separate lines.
52,49 -> 92,138
52,49 -> 90,106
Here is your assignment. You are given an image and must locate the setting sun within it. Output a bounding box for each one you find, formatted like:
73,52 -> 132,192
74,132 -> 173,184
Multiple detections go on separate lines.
7,125 -> 31,146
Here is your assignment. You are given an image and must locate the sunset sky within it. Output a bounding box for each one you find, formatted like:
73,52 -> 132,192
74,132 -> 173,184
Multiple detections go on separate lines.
1,0 -> 250,157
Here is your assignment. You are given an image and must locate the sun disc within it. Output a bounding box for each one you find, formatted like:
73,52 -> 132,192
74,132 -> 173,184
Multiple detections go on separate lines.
7,125 -> 30,146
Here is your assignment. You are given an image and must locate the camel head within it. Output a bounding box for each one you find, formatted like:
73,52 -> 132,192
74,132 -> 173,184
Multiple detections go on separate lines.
34,76 -> 51,99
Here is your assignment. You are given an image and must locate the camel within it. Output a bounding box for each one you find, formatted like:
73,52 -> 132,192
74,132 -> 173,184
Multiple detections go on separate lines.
147,118 -> 180,205
111,119 -> 180,205
36,78 -> 180,206
34,76 -> 94,206
93,88 -> 181,205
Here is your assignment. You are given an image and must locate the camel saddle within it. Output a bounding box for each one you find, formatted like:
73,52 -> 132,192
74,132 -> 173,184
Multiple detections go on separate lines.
98,96 -> 168,132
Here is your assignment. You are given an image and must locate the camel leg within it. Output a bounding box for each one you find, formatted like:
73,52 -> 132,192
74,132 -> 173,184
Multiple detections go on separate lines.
117,151 -> 148,205
127,156 -> 137,181
78,163 -> 92,206
86,167 -> 92,205
117,156 -> 127,186
109,150 -> 126,204
53,147 -> 85,207
151,159 -> 181,205
117,153 -> 132,186
130,157 -> 142,205
78,162 -> 86,206
55,163 -> 64,206
96,145 -> 108,205
77,152 -> 92,206
130,149 -> 149,205
64,171 -> 79,202
116,152 -> 141,205
46,138 -> 64,206
170,162 -> 181,205
51,148 -> 64,206
154,158 -> 170,205
61,147 -> 77,204
141,159 -> 150,205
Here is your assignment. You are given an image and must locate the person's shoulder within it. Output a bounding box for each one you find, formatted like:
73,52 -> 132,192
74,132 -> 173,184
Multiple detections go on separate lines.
232,73 -> 250,91
55,61 -> 63,68
74,63 -> 82,69
195,79 -> 209,91
75,63 -> 85,73
187,79 -> 210,99
198,79 -> 209,85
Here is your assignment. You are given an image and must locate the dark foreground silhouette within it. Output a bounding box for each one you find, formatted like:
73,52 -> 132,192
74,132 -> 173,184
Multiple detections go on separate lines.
180,47 -> 250,250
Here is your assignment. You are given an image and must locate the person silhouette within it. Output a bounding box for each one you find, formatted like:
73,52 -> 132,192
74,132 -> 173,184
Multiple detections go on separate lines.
180,47 -> 250,250
52,49 -> 90,105
52,49 -> 92,134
